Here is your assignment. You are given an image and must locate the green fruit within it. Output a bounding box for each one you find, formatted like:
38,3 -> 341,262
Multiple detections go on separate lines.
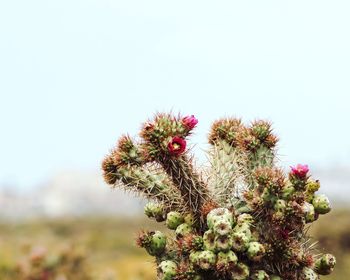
158,260 -> 177,280
306,180 -> 320,194
281,185 -> 295,200
230,262 -> 249,279
144,202 -> 165,222
216,251 -> 238,268
207,208 -> 233,229
197,250 -> 216,270
251,270 -> 270,280
145,231 -> 167,256
175,223 -> 192,239
207,215 -> 225,230
189,251 -> 201,266
233,223 -> 251,239
215,235 -> 233,252
301,202 -> 316,223
270,275 -> 281,280
184,213 -> 195,226
231,231 -> 250,252
213,219 -> 232,236
274,199 -> 287,212
166,211 -> 184,230
246,242 -> 265,261
312,194 -> 331,214
300,267 -> 319,280
315,254 -> 336,275
203,230 -> 216,251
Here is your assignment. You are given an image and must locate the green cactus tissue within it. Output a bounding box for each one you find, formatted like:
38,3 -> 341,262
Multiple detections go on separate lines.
102,113 -> 335,280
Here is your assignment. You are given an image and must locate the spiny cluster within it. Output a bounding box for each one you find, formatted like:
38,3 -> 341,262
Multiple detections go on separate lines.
102,113 -> 336,280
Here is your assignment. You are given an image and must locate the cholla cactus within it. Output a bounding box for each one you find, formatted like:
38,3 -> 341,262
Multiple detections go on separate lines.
102,113 -> 336,280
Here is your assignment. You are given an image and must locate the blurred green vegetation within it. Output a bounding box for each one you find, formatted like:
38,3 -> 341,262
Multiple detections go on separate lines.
0,210 -> 348,279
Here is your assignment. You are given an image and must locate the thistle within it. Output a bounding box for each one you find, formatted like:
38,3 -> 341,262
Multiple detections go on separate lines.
102,112 -> 336,280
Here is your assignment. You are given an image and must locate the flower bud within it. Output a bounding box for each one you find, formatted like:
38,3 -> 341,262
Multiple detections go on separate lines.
315,254 -> 336,275
232,232 -> 250,252
312,194 -> 331,215
166,211 -> 184,230
246,242 -> 266,261
300,267 -> 319,280
158,260 -> 177,280
197,250 -> 216,270
231,262 -> 250,280
175,223 -> 192,239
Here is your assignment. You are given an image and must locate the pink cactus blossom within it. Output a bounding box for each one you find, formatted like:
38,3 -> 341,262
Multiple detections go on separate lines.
182,115 -> 198,130
290,164 -> 309,178
168,136 -> 186,156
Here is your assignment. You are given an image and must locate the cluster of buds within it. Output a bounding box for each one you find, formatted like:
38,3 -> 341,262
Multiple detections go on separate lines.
102,113 -> 336,280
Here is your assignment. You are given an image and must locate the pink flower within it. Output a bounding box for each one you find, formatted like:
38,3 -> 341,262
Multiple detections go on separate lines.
290,164 -> 309,178
182,115 -> 198,130
168,136 -> 186,156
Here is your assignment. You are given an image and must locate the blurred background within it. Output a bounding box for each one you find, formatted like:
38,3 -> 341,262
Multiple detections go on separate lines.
0,0 -> 349,279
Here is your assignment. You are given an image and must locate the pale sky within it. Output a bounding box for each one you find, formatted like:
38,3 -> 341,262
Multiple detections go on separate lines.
0,1 -> 349,190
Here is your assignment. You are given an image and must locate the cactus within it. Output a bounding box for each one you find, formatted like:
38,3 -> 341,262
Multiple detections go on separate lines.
166,211 -> 185,230
159,260 -> 178,280
102,113 -> 336,280
145,202 -> 166,222
312,194 -> 331,214
136,230 -> 167,256
314,254 -> 336,275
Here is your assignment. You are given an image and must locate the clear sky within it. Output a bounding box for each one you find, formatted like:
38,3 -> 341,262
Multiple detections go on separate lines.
0,1 -> 349,190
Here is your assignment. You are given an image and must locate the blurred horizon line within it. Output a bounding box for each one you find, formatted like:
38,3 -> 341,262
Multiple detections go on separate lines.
0,166 -> 348,221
